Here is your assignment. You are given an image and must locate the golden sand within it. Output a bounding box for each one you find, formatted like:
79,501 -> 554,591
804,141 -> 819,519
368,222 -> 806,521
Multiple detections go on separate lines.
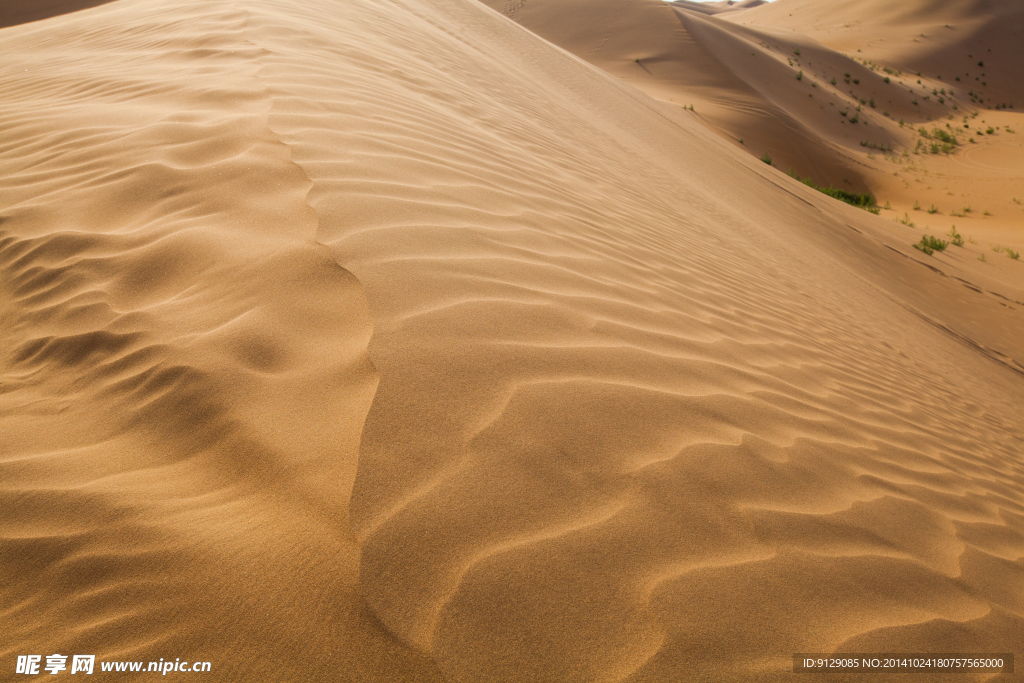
1,0 -> 1022,681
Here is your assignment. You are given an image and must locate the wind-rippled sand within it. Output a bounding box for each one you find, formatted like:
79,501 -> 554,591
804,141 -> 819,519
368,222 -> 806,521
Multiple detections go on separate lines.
1,0 -> 1022,681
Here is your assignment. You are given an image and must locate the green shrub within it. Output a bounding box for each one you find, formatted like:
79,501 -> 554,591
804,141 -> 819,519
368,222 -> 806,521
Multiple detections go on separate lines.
1008,249 -> 1020,260
914,235 -> 948,255
948,226 -> 963,246
788,170 -> 877,212
761,152 -> 772,165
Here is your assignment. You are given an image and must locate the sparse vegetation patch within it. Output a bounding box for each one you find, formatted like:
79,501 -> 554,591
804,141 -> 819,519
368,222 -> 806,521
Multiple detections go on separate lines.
788,170 -> 877,212
914,235 -> 948,255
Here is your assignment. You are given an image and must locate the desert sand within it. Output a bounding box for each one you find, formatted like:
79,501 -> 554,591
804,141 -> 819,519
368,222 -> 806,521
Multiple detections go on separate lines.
486,0 -> 1024,264
1,0 -> 1022,681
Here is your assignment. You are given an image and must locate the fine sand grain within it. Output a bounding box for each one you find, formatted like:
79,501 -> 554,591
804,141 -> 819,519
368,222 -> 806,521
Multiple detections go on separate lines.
2,0 -> 1023,681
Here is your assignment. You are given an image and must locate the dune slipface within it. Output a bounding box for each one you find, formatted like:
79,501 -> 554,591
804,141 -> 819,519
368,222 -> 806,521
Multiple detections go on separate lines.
2,0 -> 1023,682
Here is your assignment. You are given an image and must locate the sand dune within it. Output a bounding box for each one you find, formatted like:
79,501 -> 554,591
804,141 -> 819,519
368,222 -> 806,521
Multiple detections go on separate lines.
669,0 -> 767,17
486,0 -> 1024,260
2,0 -> 1023,681
0,0 -> 116,28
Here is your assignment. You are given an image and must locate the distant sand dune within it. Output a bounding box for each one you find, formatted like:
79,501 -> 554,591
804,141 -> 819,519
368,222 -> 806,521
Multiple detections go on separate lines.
2,0 -> 1023,681
0,0 -> 117,28
483,0 -> 1024,261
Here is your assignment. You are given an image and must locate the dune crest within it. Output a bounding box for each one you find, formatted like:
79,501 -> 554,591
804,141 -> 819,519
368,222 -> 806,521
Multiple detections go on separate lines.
0,2 -> 439,680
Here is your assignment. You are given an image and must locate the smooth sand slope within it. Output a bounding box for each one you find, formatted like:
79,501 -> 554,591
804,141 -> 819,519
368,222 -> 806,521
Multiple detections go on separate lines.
2,0 -> 1024,681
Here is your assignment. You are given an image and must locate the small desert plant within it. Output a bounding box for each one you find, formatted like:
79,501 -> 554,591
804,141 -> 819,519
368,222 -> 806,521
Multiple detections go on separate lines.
986,127 -> 995,134
897,213 -> 915,227
794,47 -> 801,55
884,76 -> 890,83
913,200 -> 921,211
788,171 -> 878,212
979,254 -> 987,262
948,226 -> 964,246
914,235 -> 948,255
830,77 -> 836,85
983,209 -> 991,216
1008,249 -> 1021,260
927,204 -> 938,214
761,152 -> 773,165
796,71 -> 803,81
